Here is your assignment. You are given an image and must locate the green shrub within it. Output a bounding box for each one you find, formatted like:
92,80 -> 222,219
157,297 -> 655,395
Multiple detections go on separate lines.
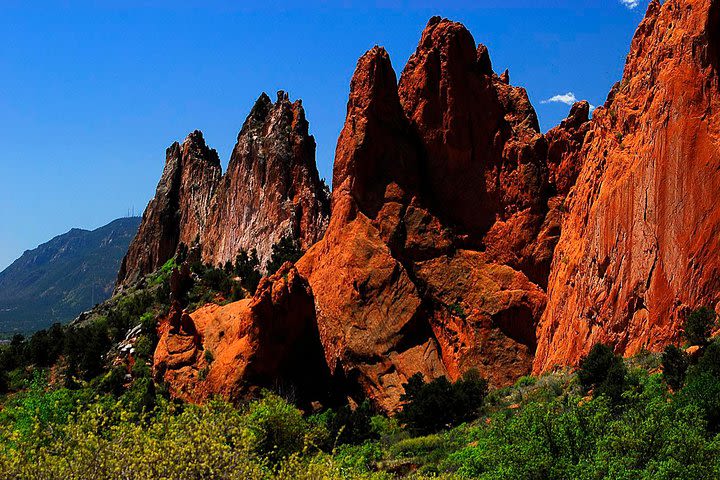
235,249 -> 262,294
398,370 -> 488,435
266,236 -> 303,275
578,343 -> 627,405
245,392 -> 309,462
683,307 -> 717,346
204,349 -> 214,364
316,400 -> 377,448
662,344 -> 689,390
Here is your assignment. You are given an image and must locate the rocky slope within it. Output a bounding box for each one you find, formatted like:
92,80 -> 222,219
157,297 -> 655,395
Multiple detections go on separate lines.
154,263 -> 333,406
0,217 -> 140,333
117,94 -> 330,289
535,0 -> 720,372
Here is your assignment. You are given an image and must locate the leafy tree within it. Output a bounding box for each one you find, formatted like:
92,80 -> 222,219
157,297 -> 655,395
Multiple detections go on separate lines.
398,370 -> 488,435
683,307 -> 716,346
234,249 -> 262,294
321,400 -> 377,446
662,344 -> 689,390
266,235 -> 303,275
578,343 -> 627,406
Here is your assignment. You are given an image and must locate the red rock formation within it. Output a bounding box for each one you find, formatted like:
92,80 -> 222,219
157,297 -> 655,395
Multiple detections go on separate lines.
398,17 -> 550,284
118,92 -> 330,289
202,92 -> 330,270
153,263 -> 332,405
297,20 -> 549,411
535,0 -> 720,372
117,131 -> 221,287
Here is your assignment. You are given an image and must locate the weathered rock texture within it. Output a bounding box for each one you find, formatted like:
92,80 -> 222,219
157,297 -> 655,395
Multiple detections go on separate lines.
202,92 -> 330,268
535,0 -> 720,372
118,92 -> 330,289
154,263 -> 332,405
297,18 -> 555,411
117,131 -> 221,287
150,3 -> 720,411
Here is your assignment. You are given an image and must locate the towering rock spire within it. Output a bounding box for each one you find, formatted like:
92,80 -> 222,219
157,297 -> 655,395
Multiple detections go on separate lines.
536,0 -> 720,372
117,131 -> 221,288
118,91 -> 330,288
201,91 -> 330,269
297,22 -> 547,411
398,17 -> 549,283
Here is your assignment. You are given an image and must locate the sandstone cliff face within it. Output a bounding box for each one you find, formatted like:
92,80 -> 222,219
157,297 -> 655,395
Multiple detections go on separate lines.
297,19 -> 551,411
117,131 -> 221,287
154,263 -> 332,405
535,0 -> 720,372
202,92 -> 330,269
118,93 -> 330,289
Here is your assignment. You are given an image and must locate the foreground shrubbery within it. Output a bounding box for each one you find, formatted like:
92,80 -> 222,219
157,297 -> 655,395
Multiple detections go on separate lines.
1,339 -> 720,479
2,270 -> 720,480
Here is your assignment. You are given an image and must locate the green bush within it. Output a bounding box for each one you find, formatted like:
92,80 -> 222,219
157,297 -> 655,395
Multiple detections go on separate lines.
245,392 -> 310,462
683,307 -> 717,346
578,343 -> 627,405
315,400 -> 377,448
662,344 -> 689,390
266,236 -> 303,275
235,249 -> 262,294
398,370 -> 488,435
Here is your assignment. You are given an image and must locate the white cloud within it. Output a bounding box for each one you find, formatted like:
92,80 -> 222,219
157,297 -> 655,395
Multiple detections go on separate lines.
620,0 -> 640,9
541,92 -> 578,106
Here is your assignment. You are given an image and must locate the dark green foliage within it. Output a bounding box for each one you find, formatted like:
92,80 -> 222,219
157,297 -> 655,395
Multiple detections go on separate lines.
662,344 -> 689,390
398,370 -> 488,435
682,340 -> 720,433
200,268 -> 232,294
265,235 -> 303,275
321,400 -> 377,447
683,306 -> 717,346
98,366 -> 127,397
694,340 -> 720,378
64,321 -> 112,381
234,249 -> 262,294
578,343 -> 627,405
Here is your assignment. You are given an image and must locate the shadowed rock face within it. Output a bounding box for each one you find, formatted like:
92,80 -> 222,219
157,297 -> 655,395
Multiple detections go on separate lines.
117,131 -> 221,287
117,92 -> 330,289
154,263 -> 333,406
535,0 -> 720,372
202,92 -> 330,269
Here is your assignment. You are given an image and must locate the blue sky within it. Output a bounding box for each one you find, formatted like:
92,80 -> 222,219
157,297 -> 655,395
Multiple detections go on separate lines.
0,0 -> 650,271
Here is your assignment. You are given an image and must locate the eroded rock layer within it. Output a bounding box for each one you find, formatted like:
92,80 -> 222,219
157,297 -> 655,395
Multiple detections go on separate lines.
297,18 -> 554,411
535,0 -> 720,372
154,263 -> 333,405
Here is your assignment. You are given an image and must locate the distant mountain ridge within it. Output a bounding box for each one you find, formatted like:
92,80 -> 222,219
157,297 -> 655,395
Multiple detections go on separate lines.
0,217 -> 140,334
